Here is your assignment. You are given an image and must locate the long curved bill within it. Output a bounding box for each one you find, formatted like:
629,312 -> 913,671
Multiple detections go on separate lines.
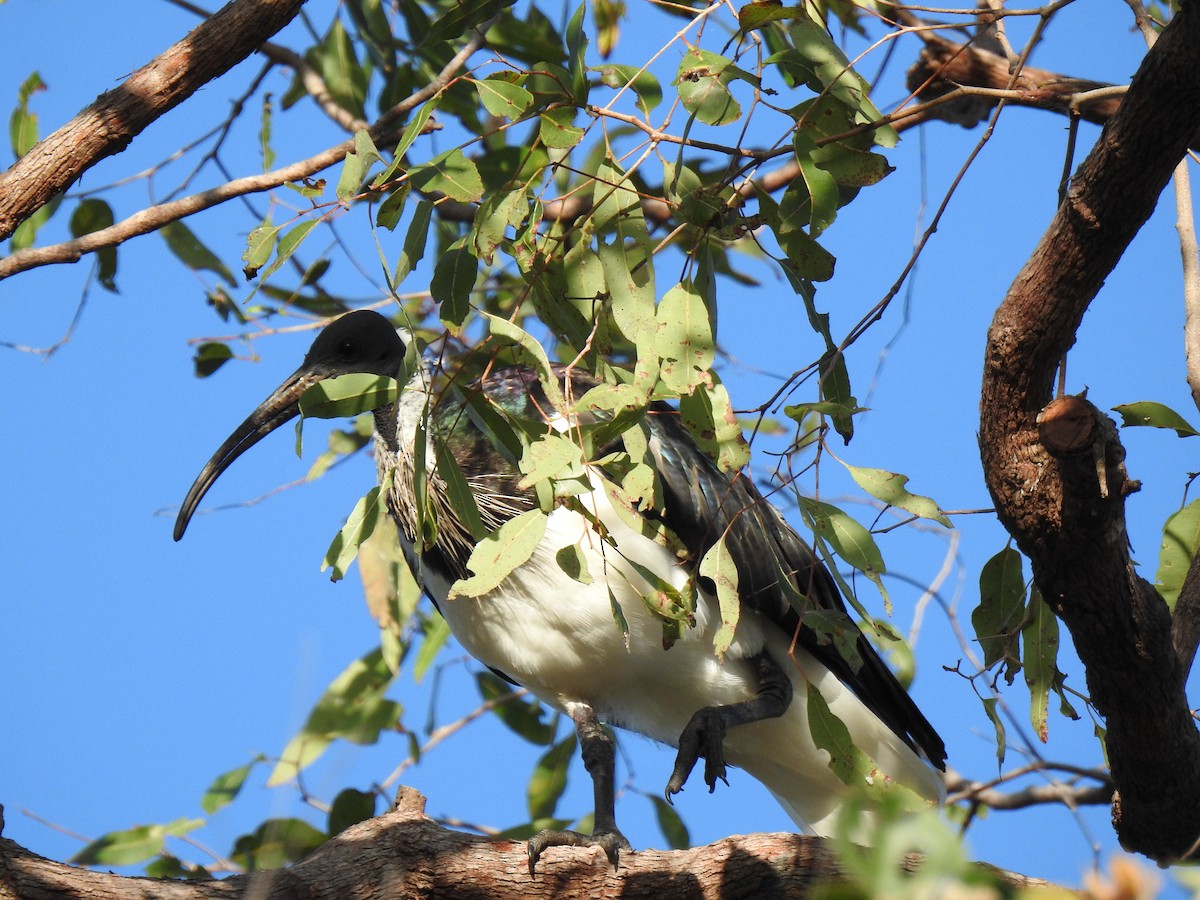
174,367 -> 326,541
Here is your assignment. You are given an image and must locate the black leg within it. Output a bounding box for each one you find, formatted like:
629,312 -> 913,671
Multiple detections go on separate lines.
666,651 -> 793,800
527,702 -> 632,875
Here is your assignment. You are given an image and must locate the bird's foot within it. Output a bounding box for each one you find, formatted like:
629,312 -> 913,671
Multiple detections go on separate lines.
527,827 -> 631,875
665,707 -> 729,801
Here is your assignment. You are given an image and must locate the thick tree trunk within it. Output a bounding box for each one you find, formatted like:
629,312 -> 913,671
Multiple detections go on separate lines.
978,1 -> 1200,863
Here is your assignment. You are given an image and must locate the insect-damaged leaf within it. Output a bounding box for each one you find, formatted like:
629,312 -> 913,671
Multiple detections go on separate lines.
449,509 -> 549,598
700,537 -> 740,658
845,465 -> 951,527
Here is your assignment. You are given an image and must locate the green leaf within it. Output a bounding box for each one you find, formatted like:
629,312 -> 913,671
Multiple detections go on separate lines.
1156,498 -> 1200,610
784,20 -> 892,143
471,187 -> 527,265
476,670 -> 556,744
393,197 -> 433,282
259,92 -> 275,170
313,17 -> 367,119
201,757 -> 262,815
678,379 -> 749,472
594,157 -> 656,381
1021,589 -> 1058,743
231,818 -> 327,871
421,0 -> 514,48
337,129 -> 383,201
159,221 -> 236,287
656,279 -> 715,395
449,509 -> 549,598
538,106 -> 586,149
257,218 -> 320,282
269,646 -> 401,785
300,373 -> 399,420
242,219 -> 280,278
1112,400 -> 1200,438
375,182 -> 410,231
675,47 -> 741,126
799,497 -> 888,609
69,199 -> 117,291
806,682 -> 879,789
518,432 -> 585,490
981,697 -> 1007,767
192,340 -> 231,376
9,70 -> 44,158
649,794 -> 690,849
409,147 -> 484,202
973,547 -> 1026,672
700,536 -> 740,658
328,788 -> 376,836
565,0 -> 589,104
819,348 -> 856,442
72,819 -> 202,867
473,74 -> 534,119
738,0 -> 795,31
375,96 -> 441,188
845,465 -> 951,527
528,733 -> 577,819
794,131 -> 840,236
556,543 -> 593,583
413,613 -> 451,683
322,480 -> 388,582
595,64 -> 661,114
482,312 -> 567,411
432,239 -> 479,328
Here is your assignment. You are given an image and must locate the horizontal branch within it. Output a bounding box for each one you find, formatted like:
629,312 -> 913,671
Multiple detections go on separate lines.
0,791 -> 1053,898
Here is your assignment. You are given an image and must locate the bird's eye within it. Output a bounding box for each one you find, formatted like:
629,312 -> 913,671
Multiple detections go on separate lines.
337,338 -> 358,359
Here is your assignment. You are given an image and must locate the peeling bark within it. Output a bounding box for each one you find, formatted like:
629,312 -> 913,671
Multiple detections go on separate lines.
978,2 -> 1200,862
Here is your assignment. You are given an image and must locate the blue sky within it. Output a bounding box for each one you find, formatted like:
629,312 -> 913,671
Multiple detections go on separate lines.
2,1 -> 1197,894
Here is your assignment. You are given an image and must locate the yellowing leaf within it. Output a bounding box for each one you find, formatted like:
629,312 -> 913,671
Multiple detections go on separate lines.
656,279 -> 715,394
449,509 -> 548,598
700,537 -> 740,657
845,465 -> 951,527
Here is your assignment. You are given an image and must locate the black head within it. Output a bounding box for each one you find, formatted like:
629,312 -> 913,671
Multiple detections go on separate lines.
299,309 -> 407,379
173,310 -> 406,541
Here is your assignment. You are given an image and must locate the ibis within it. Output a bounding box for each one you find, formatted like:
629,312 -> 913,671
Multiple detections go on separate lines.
175,309 -> 946,871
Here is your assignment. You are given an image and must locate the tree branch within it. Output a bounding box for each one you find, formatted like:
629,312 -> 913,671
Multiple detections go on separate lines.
978,2 -> 1200,863
0,15 -> 491,283
0,792 -> 1053,899
0,0 -> 307,243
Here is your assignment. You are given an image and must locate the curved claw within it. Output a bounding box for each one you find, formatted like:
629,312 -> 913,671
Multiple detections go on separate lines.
527,827 -> 631,875
666,706 -> 729,800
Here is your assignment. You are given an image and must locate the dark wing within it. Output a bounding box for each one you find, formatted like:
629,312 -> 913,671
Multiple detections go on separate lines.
642,403 -> 947,769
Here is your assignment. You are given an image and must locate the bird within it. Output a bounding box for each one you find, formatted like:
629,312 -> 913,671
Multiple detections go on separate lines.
175,308 -> 946,872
